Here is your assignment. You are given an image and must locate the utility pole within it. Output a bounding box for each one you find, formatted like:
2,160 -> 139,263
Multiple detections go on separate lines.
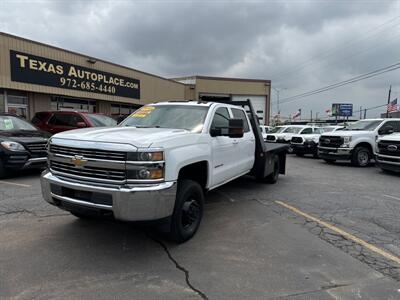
272,87 -> 287,117
310,110 -> 313,122
359,106 -> 362,120
386,85 -> 392,118
364,108 -> 367,119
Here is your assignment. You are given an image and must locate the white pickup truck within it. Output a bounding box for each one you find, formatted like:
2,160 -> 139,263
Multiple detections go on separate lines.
376,133 -> 400,173
41,100 -> 287,242
318,118 -> 400,167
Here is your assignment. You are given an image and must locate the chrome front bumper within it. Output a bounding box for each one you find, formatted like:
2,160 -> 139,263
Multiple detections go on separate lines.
41,170 -> 177,221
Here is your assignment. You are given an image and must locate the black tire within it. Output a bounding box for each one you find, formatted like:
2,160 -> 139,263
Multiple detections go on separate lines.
264,155 -> 280,184
324,159 -> 335,164
296,153 -> 304,157
351,146 -> 371,167
169,179 -> 204,243
0,160 -> 5,179
313,152 -> 319,159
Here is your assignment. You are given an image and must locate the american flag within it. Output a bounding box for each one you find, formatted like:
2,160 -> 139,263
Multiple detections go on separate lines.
387,98 -> 398,113
292,109 -> 301,119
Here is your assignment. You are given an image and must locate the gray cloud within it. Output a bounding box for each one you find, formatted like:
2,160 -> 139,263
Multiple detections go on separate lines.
0,0 -> 399,118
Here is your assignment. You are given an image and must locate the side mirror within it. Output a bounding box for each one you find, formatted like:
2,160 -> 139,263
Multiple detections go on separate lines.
76,122 -> 87,128
210,119 -> 244,138
379,125 -> 394,135
228,119 -> 244,138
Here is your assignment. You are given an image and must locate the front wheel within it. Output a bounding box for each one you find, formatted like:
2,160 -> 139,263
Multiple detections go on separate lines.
169,179 -> 204,243
351,146 -> 371,167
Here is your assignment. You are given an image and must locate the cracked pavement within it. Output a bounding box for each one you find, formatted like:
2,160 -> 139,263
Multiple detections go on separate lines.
1,157 -> 400,299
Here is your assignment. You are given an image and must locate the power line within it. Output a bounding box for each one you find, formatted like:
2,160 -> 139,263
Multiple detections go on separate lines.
271,15 -> 400,82
274,62 -> 400,105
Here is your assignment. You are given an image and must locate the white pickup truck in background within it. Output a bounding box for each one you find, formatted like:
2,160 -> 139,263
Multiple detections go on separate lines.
376,133 -> 400,173
41,100 -> 287,242
319,118 -> 400,167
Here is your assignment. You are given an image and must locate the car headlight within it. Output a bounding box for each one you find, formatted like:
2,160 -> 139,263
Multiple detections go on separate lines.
126,151 -> 164,181
1,141 -> 26,151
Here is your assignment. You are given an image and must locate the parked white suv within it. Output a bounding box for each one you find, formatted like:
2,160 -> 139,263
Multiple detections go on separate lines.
318,118 -> 400,167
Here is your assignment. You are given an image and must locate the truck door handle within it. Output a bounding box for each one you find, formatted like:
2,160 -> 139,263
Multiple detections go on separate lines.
232,140 -> 239,145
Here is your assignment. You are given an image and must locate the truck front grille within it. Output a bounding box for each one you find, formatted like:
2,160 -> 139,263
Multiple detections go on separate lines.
50,145 -> 126,161
291,137 -> 303,144
50,160 -> 126,183
378,141 -> 400,157
319,136 -> 344,148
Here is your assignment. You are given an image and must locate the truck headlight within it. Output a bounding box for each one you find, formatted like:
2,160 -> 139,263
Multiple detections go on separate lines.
1,141 -> 25,151
126,151 -> 165,181
342,136 -> 352,147
127,151 -> 164,161
127,163 -> 164,180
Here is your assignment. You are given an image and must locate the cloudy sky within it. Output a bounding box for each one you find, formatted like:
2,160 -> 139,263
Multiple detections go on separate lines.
1,0 -> 399,119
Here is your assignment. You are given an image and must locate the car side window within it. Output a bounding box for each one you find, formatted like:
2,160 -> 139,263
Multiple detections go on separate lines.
383,121 -> 400,132
301,128 -> 313,134
210,107 -> 230,131
231,108 -> 250,132
49,114 -> 73,126
69,115 -> 85,127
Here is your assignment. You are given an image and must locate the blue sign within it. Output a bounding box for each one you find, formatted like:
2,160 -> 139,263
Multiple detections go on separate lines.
332,103 -> 353,117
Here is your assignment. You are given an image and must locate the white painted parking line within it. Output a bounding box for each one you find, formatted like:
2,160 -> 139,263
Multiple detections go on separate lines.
0,181 -> 31,188
383,194 -> 400,202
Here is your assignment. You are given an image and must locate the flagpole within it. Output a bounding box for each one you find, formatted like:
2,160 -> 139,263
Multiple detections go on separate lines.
386,85 -> 392,118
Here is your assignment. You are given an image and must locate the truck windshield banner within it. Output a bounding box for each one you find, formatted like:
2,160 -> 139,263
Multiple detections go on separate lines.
10,50 -> 140,99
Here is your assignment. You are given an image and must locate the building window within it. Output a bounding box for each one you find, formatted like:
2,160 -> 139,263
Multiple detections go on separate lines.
51,97 -> 96,113
6,90 -> 28,119
111,103 -> 141,121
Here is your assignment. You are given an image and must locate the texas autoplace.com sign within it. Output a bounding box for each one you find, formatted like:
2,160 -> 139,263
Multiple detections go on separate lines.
10,50 -> 140,99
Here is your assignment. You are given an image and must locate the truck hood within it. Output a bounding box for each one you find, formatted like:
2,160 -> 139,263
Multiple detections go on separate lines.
0,130 -> 49,144
51,126 -> 190,148
321,130 -> 372,137
379,133 -> 400,142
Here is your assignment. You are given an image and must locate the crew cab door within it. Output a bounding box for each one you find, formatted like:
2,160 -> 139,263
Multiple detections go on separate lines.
230,107 -> 256,174
209,107 -> 237,186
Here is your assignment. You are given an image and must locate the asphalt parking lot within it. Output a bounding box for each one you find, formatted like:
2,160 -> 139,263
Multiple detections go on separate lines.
1,156 -> 400,299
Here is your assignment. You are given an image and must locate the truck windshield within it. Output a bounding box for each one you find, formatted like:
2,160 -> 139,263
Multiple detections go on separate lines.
344,120 -> 382,131
0,115 -> 37,131
120,105 -> 209,132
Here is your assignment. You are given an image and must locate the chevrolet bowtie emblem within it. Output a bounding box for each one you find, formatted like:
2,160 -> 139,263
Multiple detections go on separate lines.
71,155 -> 87,167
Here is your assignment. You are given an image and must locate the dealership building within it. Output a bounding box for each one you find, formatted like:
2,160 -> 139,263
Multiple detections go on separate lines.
0,32 -> 271,124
